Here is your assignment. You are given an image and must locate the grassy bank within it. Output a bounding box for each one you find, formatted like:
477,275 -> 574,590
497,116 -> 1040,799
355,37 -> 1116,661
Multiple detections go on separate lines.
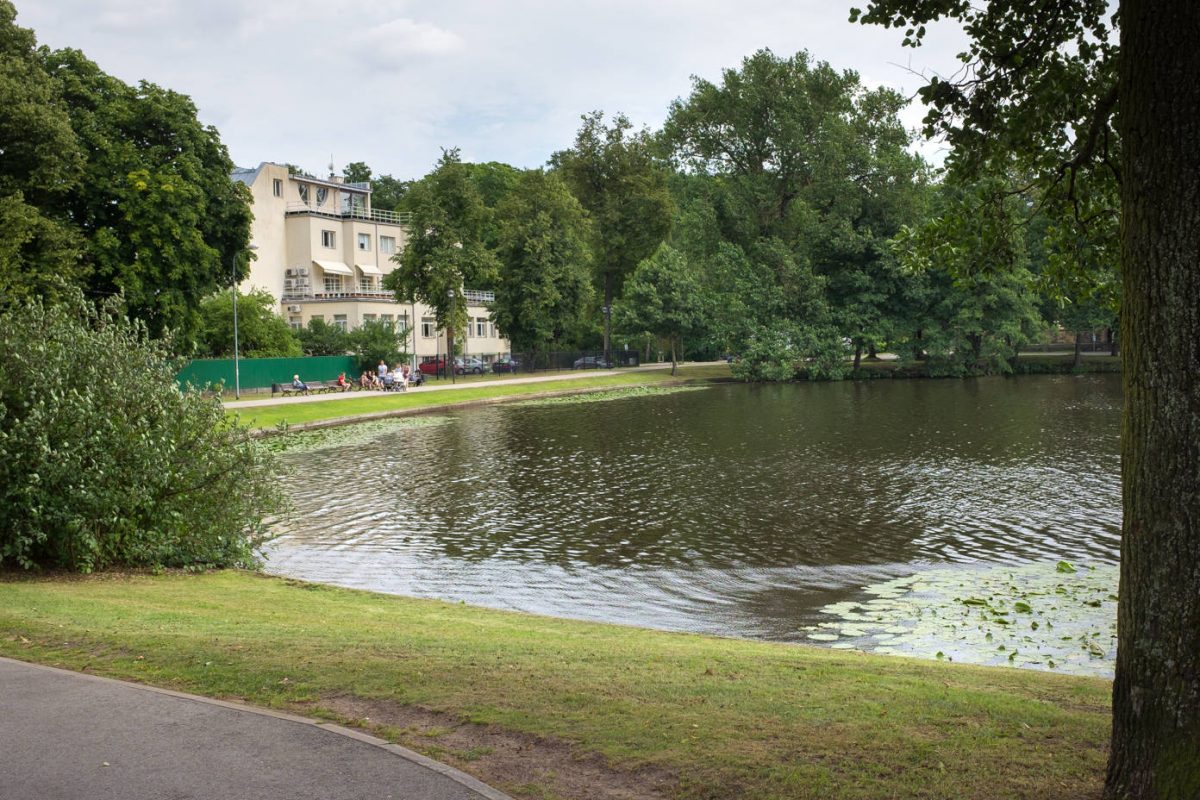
0,571 -> 1110,799
231,364 -> 732,430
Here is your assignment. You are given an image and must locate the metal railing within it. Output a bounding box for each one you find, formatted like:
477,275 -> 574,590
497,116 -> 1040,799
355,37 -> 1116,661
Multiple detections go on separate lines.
284,203 -> 413,226
281,289 -> 395,301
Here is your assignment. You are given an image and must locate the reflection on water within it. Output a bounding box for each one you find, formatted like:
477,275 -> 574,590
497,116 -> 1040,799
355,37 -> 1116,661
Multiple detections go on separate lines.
265,374 -> 1121,659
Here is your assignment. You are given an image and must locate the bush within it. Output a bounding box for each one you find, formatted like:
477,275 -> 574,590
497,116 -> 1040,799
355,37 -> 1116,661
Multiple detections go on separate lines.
0,296 -> 285,572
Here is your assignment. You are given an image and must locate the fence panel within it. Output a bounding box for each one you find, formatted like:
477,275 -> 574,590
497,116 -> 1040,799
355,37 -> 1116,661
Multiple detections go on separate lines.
176,356 -> 359,390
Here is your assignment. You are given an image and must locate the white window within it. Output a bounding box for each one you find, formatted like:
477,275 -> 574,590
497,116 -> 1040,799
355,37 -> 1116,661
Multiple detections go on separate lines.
321,230 -> 336,248
288,315 -> 302,330
359,277 -> 375,292
310,314 -> 324,323
474,317 -> 487,338
421,317 -> 436,338
333,314 -> 348,332
397,314 -> 409,330
298,184 -> 309,204
316,187 -> 328,206
273,179 -> 283,197
323,275 -> 342,293
363,314 -> 376,322
380,236 -> 396,255
357,233 -> 371,251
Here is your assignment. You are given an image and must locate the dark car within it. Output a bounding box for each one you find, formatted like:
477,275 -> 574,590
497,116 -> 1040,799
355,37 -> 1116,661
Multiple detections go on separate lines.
572,355 -> 612,369
491,357 -> 520,374
418,358 -> 447,376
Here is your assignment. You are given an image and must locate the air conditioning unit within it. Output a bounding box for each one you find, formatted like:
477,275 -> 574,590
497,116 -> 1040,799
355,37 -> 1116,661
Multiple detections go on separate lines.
298,267 -> 310,277
285,268 -> 296,277
287,305 -> 302,313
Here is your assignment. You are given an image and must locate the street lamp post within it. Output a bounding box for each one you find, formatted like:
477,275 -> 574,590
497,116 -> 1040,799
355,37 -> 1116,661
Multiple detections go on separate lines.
232,244 -> 258,399
447,288 -> 456,385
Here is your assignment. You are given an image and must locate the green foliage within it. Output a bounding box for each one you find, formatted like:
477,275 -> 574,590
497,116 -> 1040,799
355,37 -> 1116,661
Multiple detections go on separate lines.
551,111 -> 675,352
196,288 -> 301,358
385,149 -> 500,344
492,170 -> 593,355
730,322 -> 849,382
0,3 -> 252,340
615,245 -> 703,371
0,295 -> 284,572
347,318 -> 409,372
297,318 -> 349,356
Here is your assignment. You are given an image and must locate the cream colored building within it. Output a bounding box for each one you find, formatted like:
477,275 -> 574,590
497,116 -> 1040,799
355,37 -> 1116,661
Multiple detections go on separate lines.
231,162 -> 508,365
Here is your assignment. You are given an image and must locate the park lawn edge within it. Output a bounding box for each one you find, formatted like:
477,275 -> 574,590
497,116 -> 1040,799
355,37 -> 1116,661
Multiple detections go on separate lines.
231,356 -> 1119,432
0,570 -> 1111,800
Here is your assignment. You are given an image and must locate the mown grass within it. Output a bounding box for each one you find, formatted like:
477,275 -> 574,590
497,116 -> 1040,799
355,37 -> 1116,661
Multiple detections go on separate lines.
231,364 -> 733,430
0,571 -> 1110,799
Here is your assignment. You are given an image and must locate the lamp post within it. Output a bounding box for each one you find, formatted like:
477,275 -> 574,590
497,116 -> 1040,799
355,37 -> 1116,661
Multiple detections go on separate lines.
446,288 -> 456,385
232,243 -> 258,399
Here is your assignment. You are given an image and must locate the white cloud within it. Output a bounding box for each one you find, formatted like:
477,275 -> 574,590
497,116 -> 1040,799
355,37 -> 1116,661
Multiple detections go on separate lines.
15,0 -> 969,179
349,18 -> 465,67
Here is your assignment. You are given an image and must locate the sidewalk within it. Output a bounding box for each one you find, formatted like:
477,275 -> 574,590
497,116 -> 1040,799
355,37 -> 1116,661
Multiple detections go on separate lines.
223,363 -> 683,410
0,657 -> 512,800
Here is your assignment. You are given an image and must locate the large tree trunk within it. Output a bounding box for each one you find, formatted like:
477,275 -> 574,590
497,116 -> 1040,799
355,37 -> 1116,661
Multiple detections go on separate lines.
1105,2 -> 1200,796
853,339 -> 863,371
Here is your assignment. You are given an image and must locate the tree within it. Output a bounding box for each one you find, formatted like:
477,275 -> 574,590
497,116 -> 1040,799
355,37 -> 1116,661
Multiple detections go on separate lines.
551,112 -> 674,361
0,294 -> 284,572
347,318 -> 409,373
614,246 -> 703,375
196,289 -> 301,358
384,149 -> 500,364
296,318 -> 349,356
492,170 -> 593,359
853,2 -> 1200,794
41,46 -> 252,341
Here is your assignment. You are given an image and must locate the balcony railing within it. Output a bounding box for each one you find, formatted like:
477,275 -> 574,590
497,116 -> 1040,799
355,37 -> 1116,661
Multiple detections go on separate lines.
282,289 -> 396,302
463,289 -> 495,305
284,203 -> 413,226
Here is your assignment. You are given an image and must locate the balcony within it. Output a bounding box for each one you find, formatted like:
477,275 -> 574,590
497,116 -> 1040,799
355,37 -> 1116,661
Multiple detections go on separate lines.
282,289 -> 397,302
285,203 -> 413,226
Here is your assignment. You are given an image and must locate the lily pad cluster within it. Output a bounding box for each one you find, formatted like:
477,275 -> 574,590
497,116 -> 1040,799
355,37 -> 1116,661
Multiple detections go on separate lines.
266,416 -> 455,454
510,385 -> 707,408
800,561 -> 1118,677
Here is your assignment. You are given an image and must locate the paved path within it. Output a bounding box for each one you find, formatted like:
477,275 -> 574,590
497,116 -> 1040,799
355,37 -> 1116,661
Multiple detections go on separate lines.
222,362 -> 690,410
0,657 -> 511,800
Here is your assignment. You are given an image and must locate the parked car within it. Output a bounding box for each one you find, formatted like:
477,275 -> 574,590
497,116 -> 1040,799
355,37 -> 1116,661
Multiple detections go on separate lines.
572,355 -> 612,369
418,358 -> 447,376
491,357 -> 520,374
455,356 -> 486,375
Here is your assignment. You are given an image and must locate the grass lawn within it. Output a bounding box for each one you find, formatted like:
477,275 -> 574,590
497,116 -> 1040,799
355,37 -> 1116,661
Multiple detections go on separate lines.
0,571 -> 1110,800
232,364 -> 734,430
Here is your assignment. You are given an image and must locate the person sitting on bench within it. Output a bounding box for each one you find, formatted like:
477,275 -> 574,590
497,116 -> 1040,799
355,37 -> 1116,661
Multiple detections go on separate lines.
292,374 -> 309,393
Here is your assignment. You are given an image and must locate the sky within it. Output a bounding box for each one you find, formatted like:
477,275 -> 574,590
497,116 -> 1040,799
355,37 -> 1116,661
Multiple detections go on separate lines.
16,0 -> 968,181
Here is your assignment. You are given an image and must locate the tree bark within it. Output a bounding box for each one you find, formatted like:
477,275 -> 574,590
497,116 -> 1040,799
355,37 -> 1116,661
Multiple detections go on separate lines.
853,339 -> 863,371
1106,2 -> 1200,796
1074,331 -> 1084,368
603,272 -> 613,364
1108,326 -> 1120,358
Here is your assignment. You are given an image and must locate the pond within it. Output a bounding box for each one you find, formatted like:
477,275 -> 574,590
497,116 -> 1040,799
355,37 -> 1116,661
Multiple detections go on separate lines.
264,374 -> 1122,676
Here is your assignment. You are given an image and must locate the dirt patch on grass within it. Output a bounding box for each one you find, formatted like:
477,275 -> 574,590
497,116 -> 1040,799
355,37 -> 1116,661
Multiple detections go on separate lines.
309,694 -> 678,800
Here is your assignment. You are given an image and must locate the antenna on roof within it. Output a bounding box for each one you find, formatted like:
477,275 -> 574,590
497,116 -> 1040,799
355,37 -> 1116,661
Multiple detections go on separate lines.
328,155 -> 335,179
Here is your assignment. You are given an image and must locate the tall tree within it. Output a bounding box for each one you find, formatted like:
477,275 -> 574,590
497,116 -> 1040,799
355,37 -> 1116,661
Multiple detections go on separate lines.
614,245 -> 703,375
42,46 -> 252,340
492,170 -> 593,360
853,2 -> 1200,795
384,149 -> 500,360
551,112 -> 674,361
196,289 -> 301,358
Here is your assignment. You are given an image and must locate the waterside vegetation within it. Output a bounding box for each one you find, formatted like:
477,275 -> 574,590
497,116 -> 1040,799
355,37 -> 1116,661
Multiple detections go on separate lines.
0,570 -> 1111,800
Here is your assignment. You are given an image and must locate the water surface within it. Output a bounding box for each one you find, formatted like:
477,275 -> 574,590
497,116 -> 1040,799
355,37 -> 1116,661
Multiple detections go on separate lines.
265,375 -> 1121,671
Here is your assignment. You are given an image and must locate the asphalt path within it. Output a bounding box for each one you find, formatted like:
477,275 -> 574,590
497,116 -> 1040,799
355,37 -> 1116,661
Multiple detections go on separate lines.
0,657 -> 511,800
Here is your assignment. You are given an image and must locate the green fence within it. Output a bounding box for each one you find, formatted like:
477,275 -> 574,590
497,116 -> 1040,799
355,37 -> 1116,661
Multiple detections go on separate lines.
176,356 -> 360,391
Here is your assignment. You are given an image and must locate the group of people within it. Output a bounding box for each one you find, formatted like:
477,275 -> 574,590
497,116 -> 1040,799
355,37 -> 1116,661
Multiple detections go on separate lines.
359,360 -> 412,391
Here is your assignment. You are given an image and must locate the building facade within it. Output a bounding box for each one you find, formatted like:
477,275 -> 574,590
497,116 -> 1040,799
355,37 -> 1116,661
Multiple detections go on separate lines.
231,162 -> 508,365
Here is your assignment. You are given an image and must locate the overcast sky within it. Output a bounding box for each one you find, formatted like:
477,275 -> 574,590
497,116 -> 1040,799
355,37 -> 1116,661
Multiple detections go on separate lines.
17,0 -> 967,181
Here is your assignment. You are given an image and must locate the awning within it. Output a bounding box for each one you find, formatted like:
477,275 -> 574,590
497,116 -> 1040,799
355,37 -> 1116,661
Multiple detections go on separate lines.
313,259 -> 352,276
357,263 -> 383,276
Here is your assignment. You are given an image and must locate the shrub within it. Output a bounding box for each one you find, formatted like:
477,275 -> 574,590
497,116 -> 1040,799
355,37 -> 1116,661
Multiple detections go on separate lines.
0,296 -> 285,572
